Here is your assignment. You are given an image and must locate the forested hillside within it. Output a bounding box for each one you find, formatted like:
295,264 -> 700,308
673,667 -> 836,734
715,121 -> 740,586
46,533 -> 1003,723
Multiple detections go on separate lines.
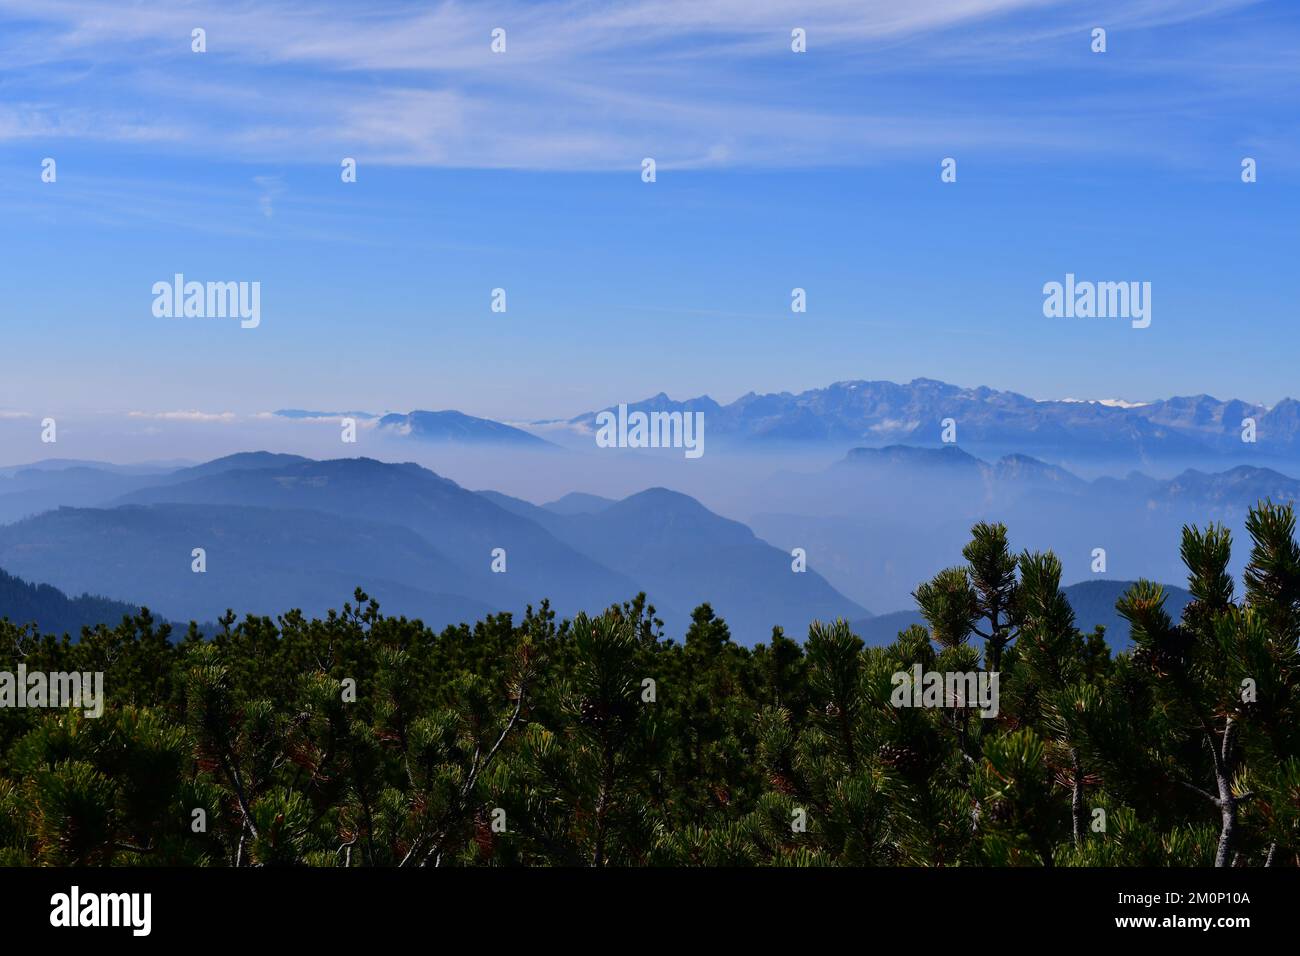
1,505 -> 1298,867
0,568 -> 141,637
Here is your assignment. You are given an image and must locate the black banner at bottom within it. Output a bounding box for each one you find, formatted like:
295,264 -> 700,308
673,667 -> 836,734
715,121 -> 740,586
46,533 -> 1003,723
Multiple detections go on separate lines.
0,866 -> 1286,941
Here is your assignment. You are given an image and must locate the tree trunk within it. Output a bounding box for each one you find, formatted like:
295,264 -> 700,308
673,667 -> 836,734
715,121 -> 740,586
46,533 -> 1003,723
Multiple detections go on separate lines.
1212,719 -> 1239,868
592,733 -> 615,867
1070,747 -> 1086,847
1214,801 -> 1237,868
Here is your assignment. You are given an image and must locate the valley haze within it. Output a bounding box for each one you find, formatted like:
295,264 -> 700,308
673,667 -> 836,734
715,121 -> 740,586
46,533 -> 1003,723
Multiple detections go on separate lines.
2,377 -> 1293,649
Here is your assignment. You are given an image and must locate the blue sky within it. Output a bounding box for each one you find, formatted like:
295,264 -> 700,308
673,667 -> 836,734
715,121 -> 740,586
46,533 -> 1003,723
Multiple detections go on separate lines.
1,0 -> 1298,424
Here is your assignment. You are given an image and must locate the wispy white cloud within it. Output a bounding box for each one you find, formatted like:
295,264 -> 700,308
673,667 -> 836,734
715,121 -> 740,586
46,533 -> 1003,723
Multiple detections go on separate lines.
0,0 -> 1283,169
0,104 -> 189,143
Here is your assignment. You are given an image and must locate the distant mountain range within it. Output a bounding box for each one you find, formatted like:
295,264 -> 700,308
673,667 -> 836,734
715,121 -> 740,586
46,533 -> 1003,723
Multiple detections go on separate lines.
268,379 -> 1300,465
548,378 -> 1299,464
479,485 -> 862,639
830,444 -> 1300,505
0,453 -> 864,642
258,382 -> 1300,470
749,443 -> 1298,612
6,374 -> 1299,643
1,438 -> 1295,638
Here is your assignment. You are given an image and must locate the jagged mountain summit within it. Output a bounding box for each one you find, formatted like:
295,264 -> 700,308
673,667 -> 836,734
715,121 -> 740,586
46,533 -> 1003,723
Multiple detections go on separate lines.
550,378 -> 1294,462
267,379 -> 1296,464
